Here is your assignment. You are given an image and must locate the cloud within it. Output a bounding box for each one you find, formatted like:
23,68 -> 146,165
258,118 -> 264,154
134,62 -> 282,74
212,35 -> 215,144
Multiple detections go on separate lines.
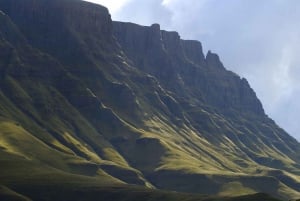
113,0 -> 172,25
83,0 -> 132,14
86,0 -> 300,140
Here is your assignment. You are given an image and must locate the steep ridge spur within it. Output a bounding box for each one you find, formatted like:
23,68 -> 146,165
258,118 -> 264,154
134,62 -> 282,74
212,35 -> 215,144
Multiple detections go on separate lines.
0,0 -> 299,200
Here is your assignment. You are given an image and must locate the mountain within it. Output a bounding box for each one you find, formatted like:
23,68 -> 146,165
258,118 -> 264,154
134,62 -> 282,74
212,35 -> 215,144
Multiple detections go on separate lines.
0,0 -> 299,200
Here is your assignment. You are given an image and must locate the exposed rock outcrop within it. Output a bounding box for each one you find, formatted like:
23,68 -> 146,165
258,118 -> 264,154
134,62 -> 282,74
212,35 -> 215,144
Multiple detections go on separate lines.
0,0 -> 299,200
113,21 -> 265,116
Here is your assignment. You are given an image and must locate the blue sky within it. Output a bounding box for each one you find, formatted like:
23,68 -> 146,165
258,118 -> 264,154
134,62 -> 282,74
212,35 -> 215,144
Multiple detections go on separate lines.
86,0 -> 300,141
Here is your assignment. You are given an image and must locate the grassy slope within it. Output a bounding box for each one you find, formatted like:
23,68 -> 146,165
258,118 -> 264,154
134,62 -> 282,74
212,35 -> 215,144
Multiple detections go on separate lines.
0,9 -> 149,189
0,184 -> 282,201
0,1 -> 299,200
0,185 -> 31,201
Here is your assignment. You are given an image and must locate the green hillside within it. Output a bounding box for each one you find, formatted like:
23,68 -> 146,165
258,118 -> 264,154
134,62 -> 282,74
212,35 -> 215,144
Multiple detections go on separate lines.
0,0 -> 299,200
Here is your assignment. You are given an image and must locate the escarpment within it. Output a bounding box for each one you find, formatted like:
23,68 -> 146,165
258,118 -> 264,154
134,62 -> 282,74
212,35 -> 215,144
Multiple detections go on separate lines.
0,0 -> 299,200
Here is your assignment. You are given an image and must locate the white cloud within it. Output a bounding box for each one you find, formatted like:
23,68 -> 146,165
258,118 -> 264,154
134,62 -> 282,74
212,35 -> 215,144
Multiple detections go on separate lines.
83,0 -> 132,15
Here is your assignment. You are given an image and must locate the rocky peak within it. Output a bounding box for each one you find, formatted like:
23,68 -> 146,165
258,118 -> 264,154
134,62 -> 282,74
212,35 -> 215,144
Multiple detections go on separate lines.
239,77 -> 265,114
161,30 -> 183,57
205,50 -> 225,69
150,23 -> 161,32
113,21 -> 167,73
181,39 -> 205,66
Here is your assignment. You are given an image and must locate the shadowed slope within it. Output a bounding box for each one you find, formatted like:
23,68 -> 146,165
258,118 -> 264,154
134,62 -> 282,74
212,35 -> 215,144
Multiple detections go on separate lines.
0,0 -> 299,200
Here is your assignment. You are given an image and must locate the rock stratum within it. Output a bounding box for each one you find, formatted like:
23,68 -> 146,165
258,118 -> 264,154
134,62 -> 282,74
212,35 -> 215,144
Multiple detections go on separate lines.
0,0 -> 299,200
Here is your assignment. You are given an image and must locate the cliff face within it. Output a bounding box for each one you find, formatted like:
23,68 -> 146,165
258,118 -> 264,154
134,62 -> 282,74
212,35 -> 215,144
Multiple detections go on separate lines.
0,0 -> 300,200
113,21 -> 264,116
0,0 -> 114,71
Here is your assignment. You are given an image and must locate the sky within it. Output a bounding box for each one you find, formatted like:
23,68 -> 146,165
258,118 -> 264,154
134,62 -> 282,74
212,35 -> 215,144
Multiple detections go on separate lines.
85,0 -> 300,141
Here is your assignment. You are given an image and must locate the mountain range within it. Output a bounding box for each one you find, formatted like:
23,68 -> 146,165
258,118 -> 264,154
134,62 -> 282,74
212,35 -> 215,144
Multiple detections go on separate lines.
0,0 -> 299,200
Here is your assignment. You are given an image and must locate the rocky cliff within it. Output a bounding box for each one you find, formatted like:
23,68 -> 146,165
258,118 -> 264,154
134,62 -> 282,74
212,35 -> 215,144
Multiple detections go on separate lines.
0,0 -> 299,200
113,21 -> 265,116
